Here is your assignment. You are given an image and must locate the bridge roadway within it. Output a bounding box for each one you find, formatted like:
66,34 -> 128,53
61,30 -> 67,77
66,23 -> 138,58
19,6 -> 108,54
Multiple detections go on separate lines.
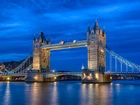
44,72 -> 82,78
0,72 -> 82,78
0,73 -> 27,77
41,40 -> 87,50
1,72 -> 140,78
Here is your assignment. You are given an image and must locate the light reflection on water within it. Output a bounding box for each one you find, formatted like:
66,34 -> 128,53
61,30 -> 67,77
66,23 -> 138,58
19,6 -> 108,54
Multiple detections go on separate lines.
0,81 -> 140,105
3,82 -> 10,105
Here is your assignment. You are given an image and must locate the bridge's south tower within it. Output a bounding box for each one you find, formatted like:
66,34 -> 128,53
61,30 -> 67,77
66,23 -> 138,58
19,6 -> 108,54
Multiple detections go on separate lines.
82,20 -> 110,83
87,20 -> 106,72
33,32 -> 50,72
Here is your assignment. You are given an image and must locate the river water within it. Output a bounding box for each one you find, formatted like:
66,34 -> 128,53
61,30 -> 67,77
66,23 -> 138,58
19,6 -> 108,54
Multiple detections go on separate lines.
0,81 -> 140,105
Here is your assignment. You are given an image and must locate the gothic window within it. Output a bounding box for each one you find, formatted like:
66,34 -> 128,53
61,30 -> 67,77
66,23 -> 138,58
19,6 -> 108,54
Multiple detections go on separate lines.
100,40 -> 102,43
91,37 -> 94,41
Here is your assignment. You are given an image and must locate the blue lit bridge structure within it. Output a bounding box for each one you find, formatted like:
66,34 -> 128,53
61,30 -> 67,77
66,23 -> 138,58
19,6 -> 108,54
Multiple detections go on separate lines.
0,40 -> 140,81
0,21 -> 140,82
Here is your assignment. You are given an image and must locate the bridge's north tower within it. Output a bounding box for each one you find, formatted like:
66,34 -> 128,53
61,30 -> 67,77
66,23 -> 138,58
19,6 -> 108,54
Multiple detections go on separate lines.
82,20 -> 110,83
87,20 -> 106,72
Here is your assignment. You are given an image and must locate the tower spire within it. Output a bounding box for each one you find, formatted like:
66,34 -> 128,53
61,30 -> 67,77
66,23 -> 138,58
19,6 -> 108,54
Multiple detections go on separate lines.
48,36 -> 50,44
34,34 -> 36,40
93,19 -> 100,30
87,24 -> 90,32
103,26 -> 106,33
39,31 -> 46,41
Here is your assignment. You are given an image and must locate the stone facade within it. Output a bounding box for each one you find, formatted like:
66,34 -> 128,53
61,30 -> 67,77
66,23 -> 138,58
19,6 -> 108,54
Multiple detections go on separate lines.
33,32 -> 50,72
82,20 -> 110,83
87,20 -> 106,72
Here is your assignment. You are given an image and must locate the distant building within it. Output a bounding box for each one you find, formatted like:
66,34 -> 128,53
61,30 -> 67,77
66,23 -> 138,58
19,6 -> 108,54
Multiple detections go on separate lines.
0,63 -> 5,71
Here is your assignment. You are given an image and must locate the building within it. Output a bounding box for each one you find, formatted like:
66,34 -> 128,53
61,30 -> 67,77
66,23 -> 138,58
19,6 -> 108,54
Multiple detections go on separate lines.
33,32 -> 50,72
87,20 -> 106,72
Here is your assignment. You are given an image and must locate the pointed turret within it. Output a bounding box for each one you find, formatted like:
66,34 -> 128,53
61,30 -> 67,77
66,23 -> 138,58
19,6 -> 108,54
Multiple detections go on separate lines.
87,24 -> 91,36
102,30 -> 106,34
39,31 -> 46,41
87,24 -> 91,32
102,27 -> 106,37
34,34 -> 36,40
93,20 -> 100,30
48,36 -> 50,44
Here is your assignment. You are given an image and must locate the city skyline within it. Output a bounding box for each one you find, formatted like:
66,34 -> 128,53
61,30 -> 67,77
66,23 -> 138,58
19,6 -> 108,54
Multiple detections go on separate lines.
0,0 -> 140,71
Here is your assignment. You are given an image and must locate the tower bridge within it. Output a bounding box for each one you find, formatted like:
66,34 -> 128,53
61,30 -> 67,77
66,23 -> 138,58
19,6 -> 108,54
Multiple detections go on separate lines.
1,20 -> 140,83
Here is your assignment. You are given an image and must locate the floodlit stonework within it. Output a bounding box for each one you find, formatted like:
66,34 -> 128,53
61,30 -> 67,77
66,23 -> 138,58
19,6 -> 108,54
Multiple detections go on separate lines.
87,20 -> 106,72
33,32 -> 50,72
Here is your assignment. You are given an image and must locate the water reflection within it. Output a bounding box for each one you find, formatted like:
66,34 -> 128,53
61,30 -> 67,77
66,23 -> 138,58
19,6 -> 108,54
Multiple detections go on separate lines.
80,83 -> 113,105
30,82 -> 40,105
3,82 -> 10,105
0,81 -> 140,105
50,82 -> 58,105
27,82 -> 58,105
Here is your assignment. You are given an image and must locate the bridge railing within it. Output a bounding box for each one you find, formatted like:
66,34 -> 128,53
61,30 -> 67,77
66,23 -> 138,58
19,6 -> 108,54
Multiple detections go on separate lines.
99,42 -> 140,73
4,52 -> 33,74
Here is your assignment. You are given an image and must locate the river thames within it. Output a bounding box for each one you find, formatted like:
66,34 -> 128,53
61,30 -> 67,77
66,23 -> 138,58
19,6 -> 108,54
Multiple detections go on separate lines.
0,81 -> 140,105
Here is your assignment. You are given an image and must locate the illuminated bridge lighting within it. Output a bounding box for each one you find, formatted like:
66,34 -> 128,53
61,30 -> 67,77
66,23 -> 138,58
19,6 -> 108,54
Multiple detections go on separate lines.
41,40 -> 87,50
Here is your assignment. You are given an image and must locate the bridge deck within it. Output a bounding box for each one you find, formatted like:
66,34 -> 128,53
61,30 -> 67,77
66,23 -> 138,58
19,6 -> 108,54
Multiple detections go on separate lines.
44,72 -> 82,78
41,40 -> 87,50
0,73 -> 27,76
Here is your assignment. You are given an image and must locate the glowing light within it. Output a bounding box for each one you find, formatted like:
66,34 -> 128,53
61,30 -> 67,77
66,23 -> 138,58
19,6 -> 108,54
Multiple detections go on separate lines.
34,82 -> 36,84
60,41 -> 64,44
7,77 -> 10,80
95,73 -> 99,79
95,84 -> 99,87
85,45 -> 87,46
101,49 -> 104,52
87,73 -> 93,80
73,40 -> 77,43
34,76 -> 37,79
82,73 -> 86,80
89,73 -> 92,77
54,77 -> 56,80
110,76 -> 112,79
87,76 -> 91,80
52,70 -> 55,72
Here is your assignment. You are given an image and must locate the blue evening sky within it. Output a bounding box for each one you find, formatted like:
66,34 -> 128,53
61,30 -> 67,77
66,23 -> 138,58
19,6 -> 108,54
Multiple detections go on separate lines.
0,0 -> 140,71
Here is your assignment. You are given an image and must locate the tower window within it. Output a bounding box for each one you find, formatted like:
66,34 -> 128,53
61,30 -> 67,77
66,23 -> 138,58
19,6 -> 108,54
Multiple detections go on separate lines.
100,40 -> 102,44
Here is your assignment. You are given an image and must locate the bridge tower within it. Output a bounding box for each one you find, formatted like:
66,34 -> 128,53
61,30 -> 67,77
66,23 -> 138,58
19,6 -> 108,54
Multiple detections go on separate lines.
82,20 -> 110,83
87,20 -> 106,72
33,32 -> 50,72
